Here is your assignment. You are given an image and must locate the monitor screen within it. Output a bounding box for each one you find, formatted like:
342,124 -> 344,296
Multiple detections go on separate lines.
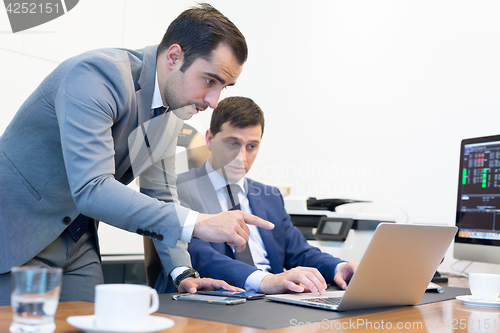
454,134 -> 500,264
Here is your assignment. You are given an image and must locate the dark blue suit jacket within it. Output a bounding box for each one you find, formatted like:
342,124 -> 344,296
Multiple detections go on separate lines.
154,164 -> 344,292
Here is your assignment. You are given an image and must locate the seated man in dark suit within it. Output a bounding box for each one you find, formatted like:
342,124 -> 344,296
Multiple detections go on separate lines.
165,96 -> 358,294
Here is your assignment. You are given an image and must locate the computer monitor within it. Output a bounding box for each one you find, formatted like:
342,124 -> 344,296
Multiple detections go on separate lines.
454,134 -> 500,265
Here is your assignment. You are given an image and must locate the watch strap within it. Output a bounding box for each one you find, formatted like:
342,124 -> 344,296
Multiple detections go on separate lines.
173,268 -> 200,290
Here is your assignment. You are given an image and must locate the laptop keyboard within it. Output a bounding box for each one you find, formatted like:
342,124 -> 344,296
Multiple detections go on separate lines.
301,297 -> 342,305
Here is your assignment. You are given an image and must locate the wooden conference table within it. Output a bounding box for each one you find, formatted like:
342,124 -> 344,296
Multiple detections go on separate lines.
1,276 -> 498,333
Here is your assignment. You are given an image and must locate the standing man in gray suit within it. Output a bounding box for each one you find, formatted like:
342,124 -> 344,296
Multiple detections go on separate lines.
0,3 -> 273,305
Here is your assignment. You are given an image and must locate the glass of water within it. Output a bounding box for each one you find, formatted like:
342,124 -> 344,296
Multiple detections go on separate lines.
10,266 -> 63,333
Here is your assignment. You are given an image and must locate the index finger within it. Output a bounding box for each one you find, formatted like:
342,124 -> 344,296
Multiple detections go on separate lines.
301,269 -> 327,294
288,270 -> 326,295
304,267 -> 327,287
208,279 -> 245,292
194,278 -> 243,292
242,212 -> 274,230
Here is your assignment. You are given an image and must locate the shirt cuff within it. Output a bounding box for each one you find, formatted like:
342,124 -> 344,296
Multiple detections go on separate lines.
244,270 -> 271,292
170,266 -> 191,281
179,210 -> 199,242
334,262 -> 347,275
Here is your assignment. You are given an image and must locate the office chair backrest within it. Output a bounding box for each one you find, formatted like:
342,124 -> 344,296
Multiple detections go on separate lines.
143,237 -> 162,288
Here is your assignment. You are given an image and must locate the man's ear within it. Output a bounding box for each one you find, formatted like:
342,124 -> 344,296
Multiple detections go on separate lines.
205,129 -> 214,152
165,44 -> 183,69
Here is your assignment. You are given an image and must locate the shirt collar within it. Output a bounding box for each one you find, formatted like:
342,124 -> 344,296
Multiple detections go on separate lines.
151,70 -> 165,110
205,159 -> 247,195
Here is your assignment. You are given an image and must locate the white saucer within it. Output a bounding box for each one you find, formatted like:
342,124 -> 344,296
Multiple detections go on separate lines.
66,315 -> 174,333
456,295 -> 500,308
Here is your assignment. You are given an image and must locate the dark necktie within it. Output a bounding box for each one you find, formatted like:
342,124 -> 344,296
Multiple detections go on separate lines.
67,214 -> 91,243
153,106 -> 167,118
224,184 -> 254,266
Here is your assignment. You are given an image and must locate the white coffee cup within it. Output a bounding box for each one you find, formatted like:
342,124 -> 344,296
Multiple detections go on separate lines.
94,284 -> 159,330
469,273 -> 500,301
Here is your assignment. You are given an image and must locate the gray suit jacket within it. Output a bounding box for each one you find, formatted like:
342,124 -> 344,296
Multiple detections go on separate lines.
0,45 -> 192,274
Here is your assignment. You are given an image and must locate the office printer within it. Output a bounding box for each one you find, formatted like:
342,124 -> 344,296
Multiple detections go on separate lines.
284,197 -> 395,262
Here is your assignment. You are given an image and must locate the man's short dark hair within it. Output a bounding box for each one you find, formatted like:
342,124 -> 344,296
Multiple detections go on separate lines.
158,3 -> 247,72
210,97 -> 265,137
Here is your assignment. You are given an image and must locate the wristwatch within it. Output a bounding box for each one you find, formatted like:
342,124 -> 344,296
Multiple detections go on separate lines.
173,268 -> 200,290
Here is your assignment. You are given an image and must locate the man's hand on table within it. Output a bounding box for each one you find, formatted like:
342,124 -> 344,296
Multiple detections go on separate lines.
178,277 -> 245,294
258,267 -> 328,295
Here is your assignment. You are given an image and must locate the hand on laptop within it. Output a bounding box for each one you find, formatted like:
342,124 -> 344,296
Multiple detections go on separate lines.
195,211 -> 275,252
258,267 -> 328,295
178,277 -> 245,294
334,261 -> 358,290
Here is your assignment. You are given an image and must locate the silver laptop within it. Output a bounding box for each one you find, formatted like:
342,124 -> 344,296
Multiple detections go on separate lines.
266,223 -> 457,311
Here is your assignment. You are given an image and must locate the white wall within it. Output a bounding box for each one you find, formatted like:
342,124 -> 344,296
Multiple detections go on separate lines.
2,0 -> 500,274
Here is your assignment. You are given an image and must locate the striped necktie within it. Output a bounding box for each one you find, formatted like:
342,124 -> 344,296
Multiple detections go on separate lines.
67,214 -> 91,243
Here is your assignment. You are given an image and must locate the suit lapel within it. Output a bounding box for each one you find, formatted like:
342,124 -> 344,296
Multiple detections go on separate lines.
115,46 -> 157,179
247,180 -> 283,273
128,45 -> 163,177
136,45 -> 157,129
195,165 -> 224,215
126,46 -> 187,177
115,46 -> 157,180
